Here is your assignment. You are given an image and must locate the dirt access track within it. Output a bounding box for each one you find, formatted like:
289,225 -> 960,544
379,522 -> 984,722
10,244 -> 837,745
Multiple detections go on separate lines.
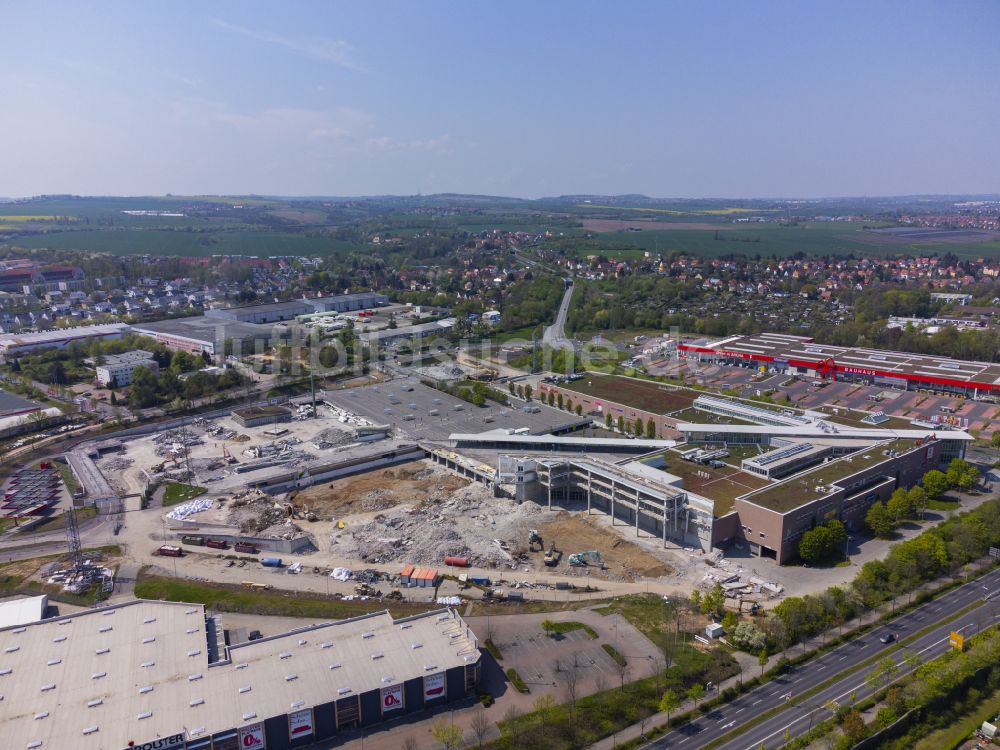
291,463 -> 471,518
534,512 -> 673,581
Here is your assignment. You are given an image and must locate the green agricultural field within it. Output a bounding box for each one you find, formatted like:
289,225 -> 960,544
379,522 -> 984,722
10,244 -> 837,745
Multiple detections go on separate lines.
562,221 -> 1000,259
4,229 -> 363,256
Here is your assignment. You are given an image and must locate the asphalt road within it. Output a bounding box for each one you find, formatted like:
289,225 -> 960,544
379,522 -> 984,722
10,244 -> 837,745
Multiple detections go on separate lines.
642,565 -> 1000,750
542,280 -> 575,350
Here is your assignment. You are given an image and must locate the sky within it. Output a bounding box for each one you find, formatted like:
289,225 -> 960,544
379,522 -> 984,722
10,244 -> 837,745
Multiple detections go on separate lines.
2,1 -> 999,199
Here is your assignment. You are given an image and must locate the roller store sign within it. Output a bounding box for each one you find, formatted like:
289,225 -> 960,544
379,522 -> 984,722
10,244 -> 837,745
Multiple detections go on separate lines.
122,736 -> 185,750
381,683 -> 404,713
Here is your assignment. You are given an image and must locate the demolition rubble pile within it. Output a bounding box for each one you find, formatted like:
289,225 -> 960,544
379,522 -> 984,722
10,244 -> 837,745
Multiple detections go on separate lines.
226,488 -> 311,541
335,481 -> 544,567
697,549 -> 785,599
153,428 -> 203,457
98,455 -> 135,495
310,427 -> 357,450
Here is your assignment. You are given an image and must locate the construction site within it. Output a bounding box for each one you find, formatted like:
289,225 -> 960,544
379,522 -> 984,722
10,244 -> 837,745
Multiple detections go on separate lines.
0,364 -> 977,622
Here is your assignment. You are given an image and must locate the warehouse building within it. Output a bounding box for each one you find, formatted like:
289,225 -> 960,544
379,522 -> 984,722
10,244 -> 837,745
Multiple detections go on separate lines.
0,600 -> 480,750
0,323 -> 129,357
305,292 -> 388,313
679,332 -> 1000,398
131,317 -> 275,356
359,318 -> 456,348
206,300 -> 313,324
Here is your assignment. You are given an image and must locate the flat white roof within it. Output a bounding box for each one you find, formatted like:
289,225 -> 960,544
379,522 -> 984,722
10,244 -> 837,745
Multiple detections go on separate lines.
449,433 -> 677,449
0,600 -> 478,750
0,595 -> 47,628
0,323 -> 129,348
676,423 -> 974,441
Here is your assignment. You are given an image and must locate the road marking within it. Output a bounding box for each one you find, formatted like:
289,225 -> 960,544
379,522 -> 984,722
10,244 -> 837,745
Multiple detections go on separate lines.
751,699 -> 762,706
838,655 -> 847,661
735,707 -> 745,714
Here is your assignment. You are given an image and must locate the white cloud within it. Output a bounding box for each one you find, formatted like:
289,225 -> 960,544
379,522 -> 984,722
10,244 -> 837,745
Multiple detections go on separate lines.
213,19 -> 363,71
366,134 -> 453,154
209,106 -> 371,141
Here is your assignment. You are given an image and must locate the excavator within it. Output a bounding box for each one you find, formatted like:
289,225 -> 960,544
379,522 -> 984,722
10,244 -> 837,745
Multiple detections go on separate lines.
567,550 -> 603,568
543,541 -> 562,567
528,529 -> 543,551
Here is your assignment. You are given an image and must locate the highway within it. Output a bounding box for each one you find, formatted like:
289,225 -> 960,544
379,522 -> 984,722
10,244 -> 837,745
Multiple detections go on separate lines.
642,565 -> 1000,750
542,279 -> 575,351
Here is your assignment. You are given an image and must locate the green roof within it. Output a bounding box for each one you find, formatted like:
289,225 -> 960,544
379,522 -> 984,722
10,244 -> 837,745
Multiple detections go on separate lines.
739,439 -> 914,513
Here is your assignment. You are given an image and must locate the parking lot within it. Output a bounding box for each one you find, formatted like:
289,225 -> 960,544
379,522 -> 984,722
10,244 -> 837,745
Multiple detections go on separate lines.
324,378 -> 583,443
468,608 -> 663,706
650,359 -> 998,437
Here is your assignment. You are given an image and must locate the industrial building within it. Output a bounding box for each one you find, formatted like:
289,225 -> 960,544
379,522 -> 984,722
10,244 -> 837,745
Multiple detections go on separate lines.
206,300 -> 314,324
304,292 -> 388,314
0,595 -> 48,628
0,600 -> 480,750
359,319 -> 456,348
679,332 -> 1000,398
498,454 -> 715,550
488,424 -> 971,564
95,349 -> 159,386
131,317 -> 275,355
232,404 -> 292,428
0,323 -> 129,357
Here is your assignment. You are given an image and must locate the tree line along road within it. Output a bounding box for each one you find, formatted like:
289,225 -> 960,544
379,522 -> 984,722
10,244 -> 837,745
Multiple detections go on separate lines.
638,564 -> 1000,750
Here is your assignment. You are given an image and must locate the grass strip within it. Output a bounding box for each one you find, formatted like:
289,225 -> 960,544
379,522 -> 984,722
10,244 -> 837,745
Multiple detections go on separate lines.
162,482 -> 207,506
134,572 -> 436,620
506,668 -> 530,693
484,638 -> 503,660
603,643 -> 627,667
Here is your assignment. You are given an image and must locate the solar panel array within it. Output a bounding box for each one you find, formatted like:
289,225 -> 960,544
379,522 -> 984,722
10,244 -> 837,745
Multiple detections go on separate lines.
3,467 -> 62,516
751,442 -> 814,467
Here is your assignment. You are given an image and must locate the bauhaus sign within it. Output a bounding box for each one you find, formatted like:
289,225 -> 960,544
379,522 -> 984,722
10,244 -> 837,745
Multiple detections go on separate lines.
381,683 -> 404,713
424,672 -> 446,700
122,736 -> 185,750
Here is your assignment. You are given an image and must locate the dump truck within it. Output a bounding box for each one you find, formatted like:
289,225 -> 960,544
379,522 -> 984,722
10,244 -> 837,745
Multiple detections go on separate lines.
234,542 -> 259,554
205,539 -> 228,550
157,545 -> 183,557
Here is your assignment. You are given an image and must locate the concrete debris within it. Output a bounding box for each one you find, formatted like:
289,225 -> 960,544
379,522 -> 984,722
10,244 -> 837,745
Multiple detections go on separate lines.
334,481 -> 543,568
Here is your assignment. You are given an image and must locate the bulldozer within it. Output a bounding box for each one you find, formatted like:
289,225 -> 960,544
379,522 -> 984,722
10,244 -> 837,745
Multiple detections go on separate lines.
528,529 -> 543,551
567,550 -> 603,568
